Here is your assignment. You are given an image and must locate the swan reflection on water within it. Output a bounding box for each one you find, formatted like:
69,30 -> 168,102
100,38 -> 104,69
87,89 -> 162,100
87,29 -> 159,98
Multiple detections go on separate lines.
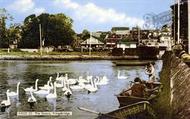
47,99 -> 57,112
117,70 -> 128,80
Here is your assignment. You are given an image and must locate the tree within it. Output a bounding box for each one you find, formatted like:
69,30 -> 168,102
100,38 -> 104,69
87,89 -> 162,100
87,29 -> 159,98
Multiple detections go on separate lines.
81,29 -> 90,40
0,8 -> 13,48
19,13 -> 75,48
7,24 -> 22,47
20,14 -> 44,48
71,35 -> 82,48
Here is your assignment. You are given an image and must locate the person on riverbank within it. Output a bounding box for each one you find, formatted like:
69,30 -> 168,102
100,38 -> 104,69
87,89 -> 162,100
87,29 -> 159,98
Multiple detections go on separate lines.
145,62 -> 156,82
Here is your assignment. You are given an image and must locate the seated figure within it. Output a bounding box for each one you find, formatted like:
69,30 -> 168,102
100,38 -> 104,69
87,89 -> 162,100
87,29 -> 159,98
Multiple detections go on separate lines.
121,77 -> 146,97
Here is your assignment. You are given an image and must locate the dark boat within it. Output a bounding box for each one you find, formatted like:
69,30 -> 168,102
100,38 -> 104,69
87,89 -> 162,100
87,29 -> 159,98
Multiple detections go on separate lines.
116,94 -> 157,108
97,101 -> 157,119
137,45 -> 159,59
124,45 -> 159,60
113,61 -> 155,66
116,82 -> 162,107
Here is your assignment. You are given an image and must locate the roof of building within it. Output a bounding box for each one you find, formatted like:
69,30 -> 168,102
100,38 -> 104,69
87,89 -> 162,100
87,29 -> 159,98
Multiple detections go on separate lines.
118,41 -> 137,45
111,27 -> 130,31
81,37 -> 104,45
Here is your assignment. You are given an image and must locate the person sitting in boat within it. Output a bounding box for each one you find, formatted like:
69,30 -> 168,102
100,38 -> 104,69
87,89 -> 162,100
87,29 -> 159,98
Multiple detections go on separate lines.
145,62 -> 156,82
122,77 -> 160,98
122,77 -> 146,97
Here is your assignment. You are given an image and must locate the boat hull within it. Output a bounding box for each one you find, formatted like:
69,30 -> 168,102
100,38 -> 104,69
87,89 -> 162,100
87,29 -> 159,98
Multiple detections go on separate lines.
97,101 -> 156,119
113,61 -> 155,66
117,82 -> 162,107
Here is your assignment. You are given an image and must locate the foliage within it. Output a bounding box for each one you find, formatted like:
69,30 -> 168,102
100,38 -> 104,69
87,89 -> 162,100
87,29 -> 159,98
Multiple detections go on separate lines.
81,29 -> 90,40
98,33 -> 107,43
7,24 -> 22,45
71,35 -> 82,48
0,8 -> 13,48
19,13 -> 75,48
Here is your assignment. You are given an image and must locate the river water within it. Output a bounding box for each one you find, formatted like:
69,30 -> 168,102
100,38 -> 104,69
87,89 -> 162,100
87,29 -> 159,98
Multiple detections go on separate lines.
0,60 -> 162,119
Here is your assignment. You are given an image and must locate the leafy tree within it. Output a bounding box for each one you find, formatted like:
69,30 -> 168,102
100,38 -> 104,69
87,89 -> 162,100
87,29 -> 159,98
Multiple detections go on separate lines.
81,29 -> 90,40
7,24 -> 22,46
0,16 -> 7,47
19,13 -> 75,48
20,14 -> 44,48
71,35 -> 82,48
0,8 -> 13,48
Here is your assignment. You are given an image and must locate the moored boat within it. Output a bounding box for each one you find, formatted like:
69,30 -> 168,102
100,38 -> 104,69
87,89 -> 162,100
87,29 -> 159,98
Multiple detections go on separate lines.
113,61 -> 155,66
97,101 -> 156,119
116,82 -> 162,107
116,94 -> 157,108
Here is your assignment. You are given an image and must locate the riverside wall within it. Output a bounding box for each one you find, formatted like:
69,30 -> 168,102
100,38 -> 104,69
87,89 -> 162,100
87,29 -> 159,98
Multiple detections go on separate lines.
155,51 -> 190,119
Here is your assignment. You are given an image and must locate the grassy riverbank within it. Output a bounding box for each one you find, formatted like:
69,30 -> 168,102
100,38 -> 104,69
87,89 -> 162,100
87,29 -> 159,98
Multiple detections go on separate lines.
0,49 -> 110,56
0,49 -> 139,60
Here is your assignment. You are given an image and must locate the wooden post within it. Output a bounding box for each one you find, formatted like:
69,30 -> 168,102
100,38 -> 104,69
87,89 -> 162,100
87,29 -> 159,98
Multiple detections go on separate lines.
39,24 -> 42,56
188,0 -> 190,53
177,0 -> 180,44
89,32 -> 92,55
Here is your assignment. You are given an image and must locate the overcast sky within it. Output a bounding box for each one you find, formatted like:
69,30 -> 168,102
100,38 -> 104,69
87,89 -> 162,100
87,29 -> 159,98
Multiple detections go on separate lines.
0,0 -> 174,33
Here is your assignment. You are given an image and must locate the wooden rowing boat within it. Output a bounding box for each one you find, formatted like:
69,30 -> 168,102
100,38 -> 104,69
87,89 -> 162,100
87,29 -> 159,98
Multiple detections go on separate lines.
97,101 -> 157,119
116,94 -> 157,108
116,82 -> 162,107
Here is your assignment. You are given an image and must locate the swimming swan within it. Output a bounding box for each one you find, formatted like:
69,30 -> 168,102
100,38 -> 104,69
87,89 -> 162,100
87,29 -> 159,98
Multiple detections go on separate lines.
7,82 -> 20,98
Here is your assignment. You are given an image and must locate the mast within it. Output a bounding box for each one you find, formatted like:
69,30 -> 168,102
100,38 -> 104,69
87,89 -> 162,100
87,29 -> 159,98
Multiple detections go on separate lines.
138,26 -> 140,45
39,24 -> 42,55
188,0 -> 190,53
89,32 -> 92,55
177,0 -> 180,44
173,0 -> 176,43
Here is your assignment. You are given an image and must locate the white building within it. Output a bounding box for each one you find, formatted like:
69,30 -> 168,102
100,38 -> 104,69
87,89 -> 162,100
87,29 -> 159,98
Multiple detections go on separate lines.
117,42 -> 137,50
159,36 -> 173,51
80,37 -> 104,48
111,27 -> 130,35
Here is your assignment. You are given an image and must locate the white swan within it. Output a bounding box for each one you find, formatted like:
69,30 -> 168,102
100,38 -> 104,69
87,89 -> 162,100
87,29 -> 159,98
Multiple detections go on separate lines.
86,76 -> 93,83
62,78 -> 67,92
84,77 -> 98,93
39,77 -> 53,90
117,71 -> 127,80
55,76 -> 64,88
64,83 -> 72,99
78,76 -> 90,84
46,82 -> 57,99
34,82 -> 52,96
28,91 -> 36,109
55,72 -> 65,81
95,76 -> 108,85
28,91 -> 37,103
70,82 -> 85,91
1,90 -> 11,107
24,79 -> 39,94
7,82 -> 20,98
66,74 -> 77,85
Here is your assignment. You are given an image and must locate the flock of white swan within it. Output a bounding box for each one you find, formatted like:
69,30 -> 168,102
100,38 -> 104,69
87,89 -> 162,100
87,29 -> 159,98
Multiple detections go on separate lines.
0,72 -> 112,110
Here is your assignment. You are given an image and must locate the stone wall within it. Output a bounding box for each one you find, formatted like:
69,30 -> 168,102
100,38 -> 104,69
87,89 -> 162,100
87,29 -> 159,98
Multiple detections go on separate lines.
170,54 -> 190,119
156,51 -> 190,119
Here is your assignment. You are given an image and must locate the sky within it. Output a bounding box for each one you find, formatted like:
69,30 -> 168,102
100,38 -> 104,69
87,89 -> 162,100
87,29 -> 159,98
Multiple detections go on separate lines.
0,0 -> 174,33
